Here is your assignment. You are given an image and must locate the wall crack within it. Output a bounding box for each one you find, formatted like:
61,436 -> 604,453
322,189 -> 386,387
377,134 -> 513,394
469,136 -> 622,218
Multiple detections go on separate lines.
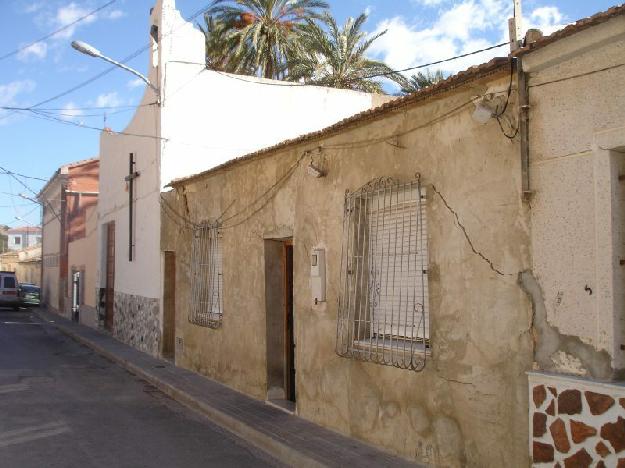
431,185 -> 512,276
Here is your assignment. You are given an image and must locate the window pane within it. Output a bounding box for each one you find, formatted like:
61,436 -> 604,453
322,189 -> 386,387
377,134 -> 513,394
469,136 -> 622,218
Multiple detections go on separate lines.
3,277 -> 16,289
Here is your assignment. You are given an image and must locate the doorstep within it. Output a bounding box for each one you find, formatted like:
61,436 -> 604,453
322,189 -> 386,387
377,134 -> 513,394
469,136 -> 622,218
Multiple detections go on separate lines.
35,309 -> 420,468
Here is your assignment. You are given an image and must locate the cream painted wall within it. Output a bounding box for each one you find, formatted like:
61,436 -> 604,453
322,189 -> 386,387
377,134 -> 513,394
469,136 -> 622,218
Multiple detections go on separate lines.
525,14 -> 625,374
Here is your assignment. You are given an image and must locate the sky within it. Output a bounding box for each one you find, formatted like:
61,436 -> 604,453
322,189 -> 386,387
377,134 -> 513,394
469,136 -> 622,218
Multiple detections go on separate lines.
0,0 -> 619,228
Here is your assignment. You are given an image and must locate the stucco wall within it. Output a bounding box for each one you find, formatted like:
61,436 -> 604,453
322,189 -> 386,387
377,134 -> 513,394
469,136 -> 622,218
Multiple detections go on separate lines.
524,14 -> 625,377
163,70 -> 534,466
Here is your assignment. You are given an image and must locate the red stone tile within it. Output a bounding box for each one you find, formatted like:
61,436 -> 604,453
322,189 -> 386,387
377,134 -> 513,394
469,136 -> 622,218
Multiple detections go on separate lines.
564,448 -> 592,468
534,412 -> 547,437
596,441 -> 611,458
585,391 -> 615,416
534,385 -> 547,408
533,441 -> 554,463
570,420 -> 597,444
601,417 -> 625,453
559,390 -> 582,415
551,418 -> 571,454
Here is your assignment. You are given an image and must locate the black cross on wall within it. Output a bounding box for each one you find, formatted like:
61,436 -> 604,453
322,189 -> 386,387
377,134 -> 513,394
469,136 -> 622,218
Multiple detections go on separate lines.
124,153 -> 140,262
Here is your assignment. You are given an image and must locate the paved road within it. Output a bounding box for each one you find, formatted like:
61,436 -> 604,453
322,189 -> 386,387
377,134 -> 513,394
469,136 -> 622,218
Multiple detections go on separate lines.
0,308 -> 279,468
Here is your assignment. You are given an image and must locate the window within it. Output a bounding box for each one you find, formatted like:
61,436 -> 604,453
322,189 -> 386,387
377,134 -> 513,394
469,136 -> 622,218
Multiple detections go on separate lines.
3,276 -> 16,289
336,177 -> 429,371
14,237 -> 21,245
188,224 -> 223,328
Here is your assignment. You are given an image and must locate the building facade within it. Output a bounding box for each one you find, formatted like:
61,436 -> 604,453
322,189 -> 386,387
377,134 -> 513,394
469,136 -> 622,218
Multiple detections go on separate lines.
0,245 -> 41,285
39,158 -> 99,326
161,6 -> 625,466
7,226 -> 41,251
95,0 -> 391,357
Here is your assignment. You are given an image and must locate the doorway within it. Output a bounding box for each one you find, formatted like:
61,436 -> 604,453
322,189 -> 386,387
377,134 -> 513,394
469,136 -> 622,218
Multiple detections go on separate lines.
105,222 -> 115,331
162,251 -> 176,359
71,270 -> 81,322
265,239 -> 296,410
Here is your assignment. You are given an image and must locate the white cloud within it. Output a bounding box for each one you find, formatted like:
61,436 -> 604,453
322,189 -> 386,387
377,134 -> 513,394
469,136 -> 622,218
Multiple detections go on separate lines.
527,7 -> 567,36
52,3 -> 98,39
106,9 -> 125,20
412,0 -> 448,7
16,42 -> 48,62
0,80 -> 36,125
23,2 -> 44,14
94,92 -> 122,108
59,102 -> 84,121
369,1 -> 566,78
127,78 -> 145,89
0,80 -> 36,106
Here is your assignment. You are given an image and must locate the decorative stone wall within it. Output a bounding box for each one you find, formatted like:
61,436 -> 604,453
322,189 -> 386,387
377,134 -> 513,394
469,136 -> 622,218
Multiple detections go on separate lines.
529,372 -> 625,467
113,291 -> 160,356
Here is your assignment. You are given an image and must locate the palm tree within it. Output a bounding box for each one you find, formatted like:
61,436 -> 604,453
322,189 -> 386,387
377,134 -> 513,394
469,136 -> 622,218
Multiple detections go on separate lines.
400,70 -> 445,94
286,13 -> 403,93
205,0 -> 329,80
198,15 -> 251,74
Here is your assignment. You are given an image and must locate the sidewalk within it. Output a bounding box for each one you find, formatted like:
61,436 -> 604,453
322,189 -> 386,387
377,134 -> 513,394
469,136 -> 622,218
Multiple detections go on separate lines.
35,310 -> 419,468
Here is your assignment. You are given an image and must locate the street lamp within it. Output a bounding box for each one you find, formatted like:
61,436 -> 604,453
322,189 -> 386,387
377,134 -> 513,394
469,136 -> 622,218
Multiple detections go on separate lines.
71,40 -> 159,97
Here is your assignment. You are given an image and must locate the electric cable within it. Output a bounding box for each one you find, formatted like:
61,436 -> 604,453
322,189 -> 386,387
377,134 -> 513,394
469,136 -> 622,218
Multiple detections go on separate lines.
0,168 -> 47,182
205,41 -> 512,87
0,1 -> 117,62
0,166 -> 61,222
0,1 -> 218,123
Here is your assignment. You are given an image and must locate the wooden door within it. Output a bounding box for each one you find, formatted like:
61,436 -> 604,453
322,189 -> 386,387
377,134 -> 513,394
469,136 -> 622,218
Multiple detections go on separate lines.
105,222 -> 115,331
284,242 -> 295,402
162,251 -> 176,358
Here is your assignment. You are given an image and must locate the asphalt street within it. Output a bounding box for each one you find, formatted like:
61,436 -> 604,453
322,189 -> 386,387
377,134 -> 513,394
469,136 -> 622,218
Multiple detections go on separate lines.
0,308 -> 279,468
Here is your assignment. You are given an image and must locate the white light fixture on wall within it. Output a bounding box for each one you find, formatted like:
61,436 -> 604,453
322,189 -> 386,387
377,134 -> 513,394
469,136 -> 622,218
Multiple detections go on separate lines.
472,95 -> 505,124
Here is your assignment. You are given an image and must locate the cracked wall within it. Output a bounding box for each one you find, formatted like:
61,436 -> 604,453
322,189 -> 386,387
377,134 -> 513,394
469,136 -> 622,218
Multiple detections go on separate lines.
162,70 -> 535,467
524,15 -> 625,378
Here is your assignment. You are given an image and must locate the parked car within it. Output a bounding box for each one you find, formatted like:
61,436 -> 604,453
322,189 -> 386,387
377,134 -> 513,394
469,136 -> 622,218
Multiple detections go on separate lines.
19,283 -> 40,307
0,271 -> 20,310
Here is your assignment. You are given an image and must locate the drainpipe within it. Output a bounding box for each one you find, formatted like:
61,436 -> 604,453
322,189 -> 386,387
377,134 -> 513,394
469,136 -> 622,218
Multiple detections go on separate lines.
518,55 -> 531,199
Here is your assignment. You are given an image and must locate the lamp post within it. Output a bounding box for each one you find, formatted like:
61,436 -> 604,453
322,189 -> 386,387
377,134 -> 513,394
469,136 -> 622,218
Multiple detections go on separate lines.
71,40 -> 160,98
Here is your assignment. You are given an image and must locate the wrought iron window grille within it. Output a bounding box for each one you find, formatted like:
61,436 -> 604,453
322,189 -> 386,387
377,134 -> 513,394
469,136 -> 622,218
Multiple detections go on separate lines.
336,175 -> 429,371
189,222 -> 223,329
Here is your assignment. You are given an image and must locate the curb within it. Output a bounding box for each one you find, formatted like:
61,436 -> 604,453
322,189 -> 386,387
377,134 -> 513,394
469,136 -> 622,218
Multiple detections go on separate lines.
39,313 -> 324,468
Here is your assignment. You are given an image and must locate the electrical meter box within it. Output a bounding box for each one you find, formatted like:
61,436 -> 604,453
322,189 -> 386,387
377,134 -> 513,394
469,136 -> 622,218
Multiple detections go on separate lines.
311,248 -> 326,304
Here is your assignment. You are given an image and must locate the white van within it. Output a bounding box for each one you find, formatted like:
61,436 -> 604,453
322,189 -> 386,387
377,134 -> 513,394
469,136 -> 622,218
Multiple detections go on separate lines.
0,271 -> 20,310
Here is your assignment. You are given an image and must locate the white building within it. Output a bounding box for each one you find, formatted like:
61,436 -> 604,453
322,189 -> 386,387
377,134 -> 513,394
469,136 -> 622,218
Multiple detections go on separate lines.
7,226 -> 41,251
96,0 -> 391,355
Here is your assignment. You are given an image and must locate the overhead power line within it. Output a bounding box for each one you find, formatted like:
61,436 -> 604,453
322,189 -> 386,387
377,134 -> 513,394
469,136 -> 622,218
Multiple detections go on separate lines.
0,168 -> 47,182
0,1 -> 117,62
0,166 -> 60,222
364,41 -> 511,79
206,41 -> 512,87
0,1 -> 217,125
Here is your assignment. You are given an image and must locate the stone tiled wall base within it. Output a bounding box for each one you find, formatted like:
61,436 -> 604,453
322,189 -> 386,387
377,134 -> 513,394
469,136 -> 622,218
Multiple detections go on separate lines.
113,291 -> 160,356
529,372 -> 625,468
